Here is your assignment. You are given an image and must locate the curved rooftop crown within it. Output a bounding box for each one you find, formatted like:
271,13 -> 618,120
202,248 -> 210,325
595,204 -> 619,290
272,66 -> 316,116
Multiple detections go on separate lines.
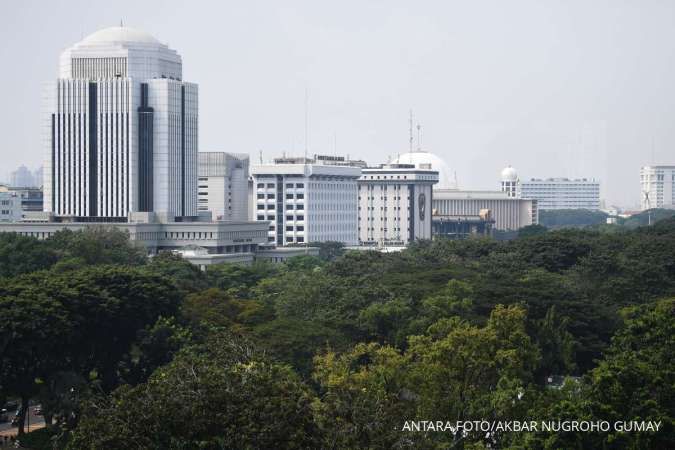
81,26 -> 161,45
394,151 -> 454,190
60,26 -> 182,81
501,166 -> 518,182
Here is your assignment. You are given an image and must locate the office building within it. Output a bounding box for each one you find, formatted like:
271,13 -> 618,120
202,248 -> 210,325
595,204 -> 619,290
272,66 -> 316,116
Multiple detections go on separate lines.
43,26 -> 198,220
198,152 -> 249,221
519,178 -> 600,210
358,163 -> 438,246
640,165 -> 675,210
433,190 -> 537,231
250,156 -> 361,245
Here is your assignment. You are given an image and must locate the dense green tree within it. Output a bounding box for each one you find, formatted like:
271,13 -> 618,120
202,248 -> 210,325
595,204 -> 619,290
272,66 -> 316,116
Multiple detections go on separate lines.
0,233 -> 56,277
68,332 -> 320,450
146,252 -> 208,294
45,227 -> 147,266
0,292 -> 70,436
206,261 -> 279,298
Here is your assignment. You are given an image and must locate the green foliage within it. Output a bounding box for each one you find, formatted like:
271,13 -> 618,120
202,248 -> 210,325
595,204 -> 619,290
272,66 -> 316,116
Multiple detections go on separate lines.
308,240 -> 346,261
206,261 -> 279,297
539,209 -> 609,228
0,233 -> 57,277
68,332 -> 319,450
46,227 -> 147,266
2,216 -> 675,447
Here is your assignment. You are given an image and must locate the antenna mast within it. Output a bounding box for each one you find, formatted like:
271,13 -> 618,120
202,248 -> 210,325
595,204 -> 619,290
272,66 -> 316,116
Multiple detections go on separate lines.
409,110 -> 413,153
416,123 -> 421,151
304,88 -> 309,160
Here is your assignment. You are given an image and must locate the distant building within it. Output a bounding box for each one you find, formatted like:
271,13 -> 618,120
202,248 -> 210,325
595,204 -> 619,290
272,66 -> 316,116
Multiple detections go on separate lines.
640,165 -> 675,210
500,166 -> 518,198
357,163 -> 438,246
10,165 -> 37,188
433,189 -> 537,231
198,152 -> 249,221
501,167 -> 600,211
250,156 -> 361,245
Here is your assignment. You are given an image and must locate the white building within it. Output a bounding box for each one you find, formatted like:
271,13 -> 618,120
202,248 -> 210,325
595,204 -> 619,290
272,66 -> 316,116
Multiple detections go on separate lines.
198,152 -> 249,221
358,163 -> 438,246
640,165 -> 675,210
500,167 -> 600,211
43,26 -> 198,220
0,188 -> 22,222
519,178 -> 600,210
501,166 -> 518,198
433,189 -> 537,231
250,156 -> 361,245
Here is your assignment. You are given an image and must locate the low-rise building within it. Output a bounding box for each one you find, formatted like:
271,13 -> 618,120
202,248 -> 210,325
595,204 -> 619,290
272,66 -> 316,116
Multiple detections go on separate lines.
433,189 -> 537,231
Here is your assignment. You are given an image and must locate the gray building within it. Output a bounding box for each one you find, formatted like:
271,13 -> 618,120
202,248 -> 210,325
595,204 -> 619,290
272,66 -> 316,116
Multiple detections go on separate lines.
198,152 -> 249,221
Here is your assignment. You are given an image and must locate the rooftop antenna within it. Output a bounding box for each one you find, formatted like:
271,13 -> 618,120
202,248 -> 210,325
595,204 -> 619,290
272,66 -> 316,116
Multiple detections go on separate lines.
416,123 -> 422,151
120,19 -> 124,27
454,170 -> 459,190
304,88 -> 309,160
408,109 -> 414,154
259,149 -> 263,164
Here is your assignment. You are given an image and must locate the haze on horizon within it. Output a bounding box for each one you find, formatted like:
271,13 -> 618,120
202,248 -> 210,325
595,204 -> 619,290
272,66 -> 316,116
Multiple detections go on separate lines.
1,0 -> 673,208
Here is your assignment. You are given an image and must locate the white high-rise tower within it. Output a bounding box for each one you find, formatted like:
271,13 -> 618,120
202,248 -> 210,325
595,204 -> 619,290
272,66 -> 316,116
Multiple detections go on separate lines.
43,26 -> 198,220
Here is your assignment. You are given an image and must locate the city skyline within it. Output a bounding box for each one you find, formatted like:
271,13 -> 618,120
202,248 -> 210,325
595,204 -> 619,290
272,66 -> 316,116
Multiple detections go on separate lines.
2,1 -> 675,208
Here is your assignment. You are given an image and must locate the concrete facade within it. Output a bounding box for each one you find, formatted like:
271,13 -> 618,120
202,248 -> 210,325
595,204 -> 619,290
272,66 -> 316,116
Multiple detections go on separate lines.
250,157 -> 361,245
357,164 -> 438,246
198,152 -> 249,221
433,189 -> 537,231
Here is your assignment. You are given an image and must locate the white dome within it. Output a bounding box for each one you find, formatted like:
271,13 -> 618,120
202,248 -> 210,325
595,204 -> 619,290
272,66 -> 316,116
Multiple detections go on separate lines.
501,166 -> 518,182
393,151 -> 453,189
81,26 -> 161,45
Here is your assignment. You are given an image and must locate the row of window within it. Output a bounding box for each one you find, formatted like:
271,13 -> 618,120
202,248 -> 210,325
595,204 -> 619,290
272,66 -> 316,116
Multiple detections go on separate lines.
257,204 -> 305,210
268,236 -> 306,243
257,183 -> 305,189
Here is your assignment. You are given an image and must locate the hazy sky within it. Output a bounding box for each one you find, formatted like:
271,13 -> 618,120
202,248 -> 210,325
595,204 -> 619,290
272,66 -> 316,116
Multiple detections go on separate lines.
2,0 -> 674,207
